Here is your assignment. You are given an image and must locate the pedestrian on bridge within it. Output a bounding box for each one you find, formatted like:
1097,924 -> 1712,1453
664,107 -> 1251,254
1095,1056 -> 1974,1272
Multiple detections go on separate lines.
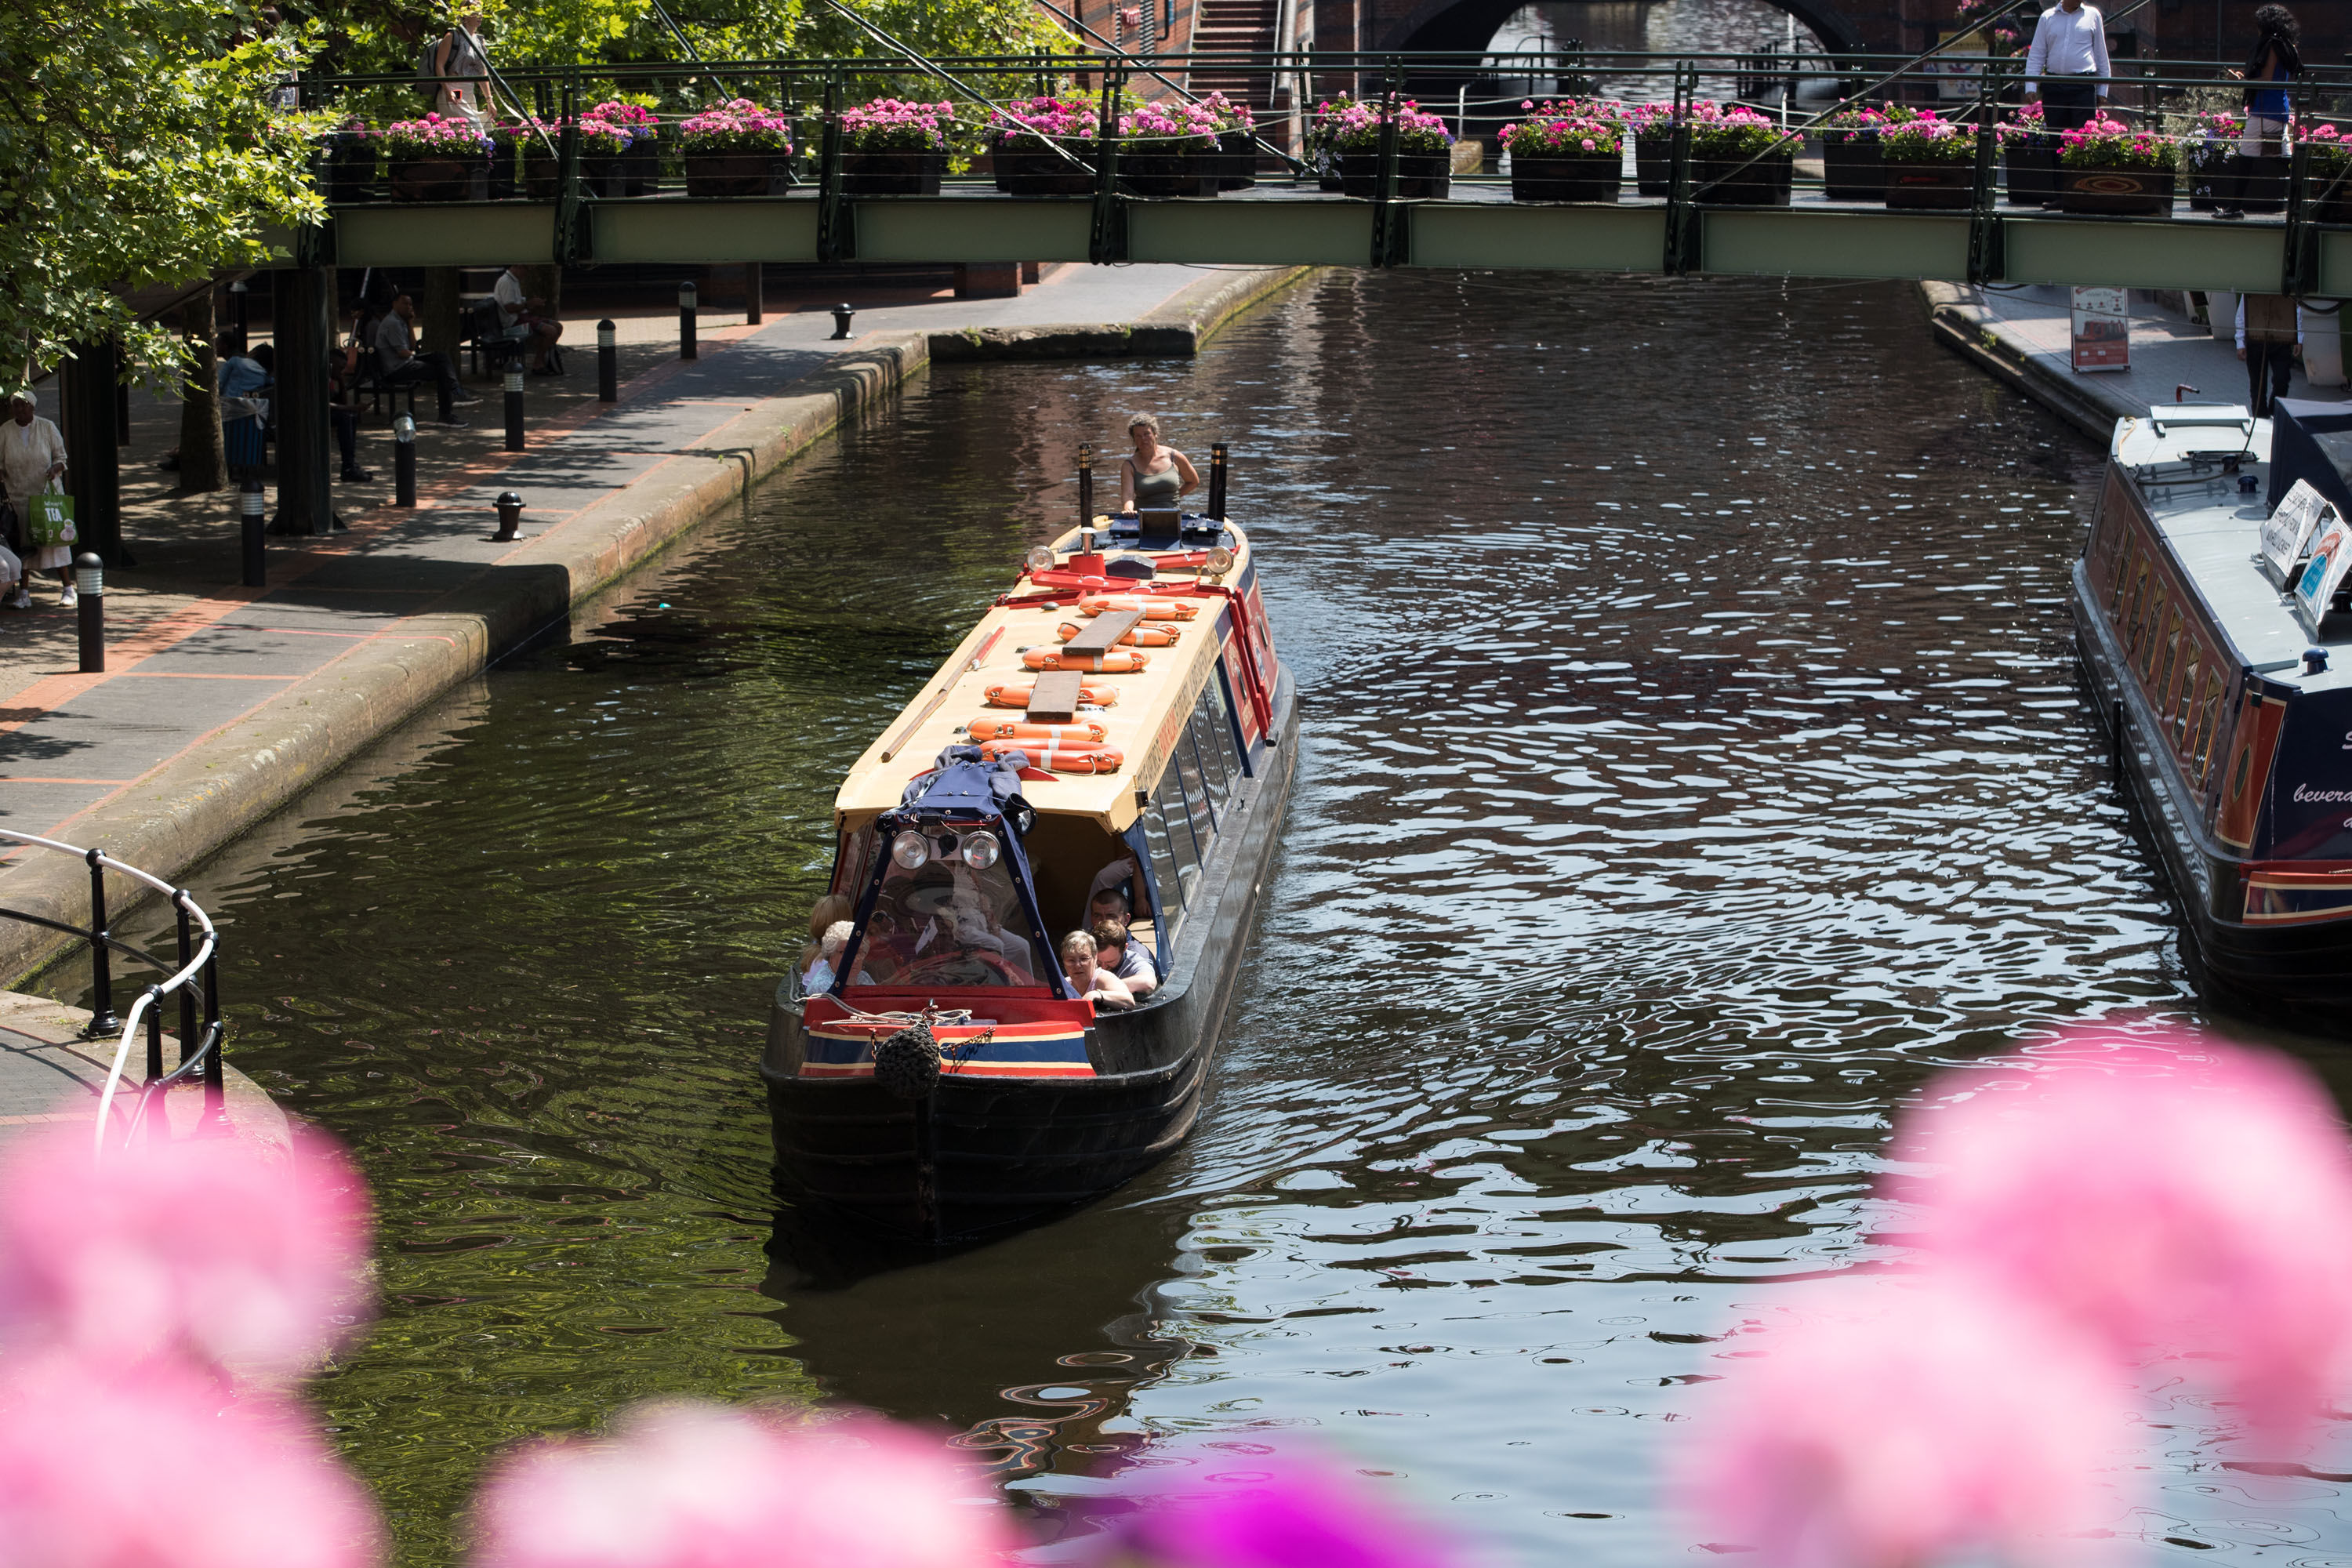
2024,0 -> 2111,145
2216,5 -> 2301,220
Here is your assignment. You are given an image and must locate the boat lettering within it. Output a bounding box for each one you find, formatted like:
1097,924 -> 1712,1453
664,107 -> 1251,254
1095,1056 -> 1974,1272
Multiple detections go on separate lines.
2292,783 -> 2352,804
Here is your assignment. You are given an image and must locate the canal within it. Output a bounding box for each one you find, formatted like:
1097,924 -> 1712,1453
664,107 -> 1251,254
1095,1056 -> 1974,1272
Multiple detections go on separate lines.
69,270 -> 2352,1563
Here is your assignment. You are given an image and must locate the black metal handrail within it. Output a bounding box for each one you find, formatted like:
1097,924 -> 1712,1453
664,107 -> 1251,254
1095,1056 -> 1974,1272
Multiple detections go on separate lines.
0,829 -> 225,1153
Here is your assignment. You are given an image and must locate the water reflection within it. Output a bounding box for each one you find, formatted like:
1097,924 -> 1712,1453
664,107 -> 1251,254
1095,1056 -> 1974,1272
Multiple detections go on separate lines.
62,270 -> 2352,1566
1486,0 -> 1833,102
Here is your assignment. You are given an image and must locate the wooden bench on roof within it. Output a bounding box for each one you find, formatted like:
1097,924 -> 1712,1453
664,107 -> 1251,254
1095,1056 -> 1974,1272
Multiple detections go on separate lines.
1028,609 -> 1144,721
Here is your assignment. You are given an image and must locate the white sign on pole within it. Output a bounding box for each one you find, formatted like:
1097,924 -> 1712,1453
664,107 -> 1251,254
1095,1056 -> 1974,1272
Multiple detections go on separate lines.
2262,480 -> 2336,579
2292,510 -> 2352,626
2071,286 -> 2131,372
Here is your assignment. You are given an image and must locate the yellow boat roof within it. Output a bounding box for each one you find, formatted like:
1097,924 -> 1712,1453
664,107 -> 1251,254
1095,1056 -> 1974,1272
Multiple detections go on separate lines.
834,524 -> 1254,834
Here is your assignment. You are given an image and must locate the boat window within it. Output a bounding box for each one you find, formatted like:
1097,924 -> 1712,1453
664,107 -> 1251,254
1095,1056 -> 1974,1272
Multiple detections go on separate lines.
1142,796 -> 1184,915
1188,707 -> 1230,814
1173,721 -> 1215,840
833,826 -> 878,901
2110,530 -> 2137,614
2172,652 -> 2201,741
2154,615 -> 2183,702
2230,736 -> 2256,801
2194,673 -> 2227,782
2125,564 -> 2151,655
842,852 -> 1046,991
1156,765 -> 1203,905
1204,670 -> 1247,780
2138,591 -> 2169,679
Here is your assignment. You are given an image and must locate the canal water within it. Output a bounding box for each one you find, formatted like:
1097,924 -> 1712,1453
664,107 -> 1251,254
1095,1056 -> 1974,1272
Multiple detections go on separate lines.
74,270 -> 2352,1565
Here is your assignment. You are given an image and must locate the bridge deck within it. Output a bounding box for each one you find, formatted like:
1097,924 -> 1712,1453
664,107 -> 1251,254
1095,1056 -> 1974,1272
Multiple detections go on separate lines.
307,181 -> 2338,296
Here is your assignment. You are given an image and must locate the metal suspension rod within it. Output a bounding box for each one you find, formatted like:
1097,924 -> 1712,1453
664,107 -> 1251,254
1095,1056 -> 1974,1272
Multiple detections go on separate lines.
811,0 -> 1091,169
643,0 -> 739,101
1025,2 -> 1305,173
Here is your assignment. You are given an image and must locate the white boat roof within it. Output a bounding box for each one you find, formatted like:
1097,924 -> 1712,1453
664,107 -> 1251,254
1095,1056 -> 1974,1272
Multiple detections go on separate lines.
2112,407 -> 2352,693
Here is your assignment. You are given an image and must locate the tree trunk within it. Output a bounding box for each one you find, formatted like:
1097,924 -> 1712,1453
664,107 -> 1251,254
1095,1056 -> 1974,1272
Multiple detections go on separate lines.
422,267 -> 466,367
176,287 -> 227,495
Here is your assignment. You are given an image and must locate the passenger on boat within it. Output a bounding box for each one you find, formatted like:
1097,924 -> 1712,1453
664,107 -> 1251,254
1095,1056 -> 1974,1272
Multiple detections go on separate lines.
1117,414 -> 1200,514
850,861 -> 1041,988
803,920 -> 853,994
1088,918 -> 1158,1000
1059,930 -> 1134,1011
797,894 -> 852,978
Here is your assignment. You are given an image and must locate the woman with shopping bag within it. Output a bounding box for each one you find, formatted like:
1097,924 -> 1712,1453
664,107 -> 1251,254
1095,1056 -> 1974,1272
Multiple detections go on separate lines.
2,388 -> 71,609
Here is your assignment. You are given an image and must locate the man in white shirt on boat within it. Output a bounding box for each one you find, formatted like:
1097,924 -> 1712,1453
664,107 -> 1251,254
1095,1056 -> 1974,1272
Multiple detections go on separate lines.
2024,0 -> 2112,148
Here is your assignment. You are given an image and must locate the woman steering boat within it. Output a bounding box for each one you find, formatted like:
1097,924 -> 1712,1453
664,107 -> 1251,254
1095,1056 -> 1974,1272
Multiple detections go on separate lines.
761,437 -> 1297,1242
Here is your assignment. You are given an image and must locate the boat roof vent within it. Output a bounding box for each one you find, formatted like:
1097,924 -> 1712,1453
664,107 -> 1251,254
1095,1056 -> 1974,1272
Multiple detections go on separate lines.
2149,403 -> 2255,435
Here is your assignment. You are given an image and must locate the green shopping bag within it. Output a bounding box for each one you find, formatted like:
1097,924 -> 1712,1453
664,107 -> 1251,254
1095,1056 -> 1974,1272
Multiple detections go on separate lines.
27,489 -> 74,549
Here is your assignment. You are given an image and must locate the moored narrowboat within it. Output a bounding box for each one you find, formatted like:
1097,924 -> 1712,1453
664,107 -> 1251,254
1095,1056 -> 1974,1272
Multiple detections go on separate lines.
2076,400 -> 2352,1016
761,505 -> 1298,1241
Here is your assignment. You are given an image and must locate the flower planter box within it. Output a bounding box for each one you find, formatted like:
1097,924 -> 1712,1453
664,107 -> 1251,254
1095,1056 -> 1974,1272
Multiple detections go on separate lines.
387,155 -> 483,202
1883,160 -> 1974,209
486,143 -> 519,201
1822,136 -> 1883,199
1337,152 -> 1450,199
623,135 -> 664,196
2231,151 -> 2288,215
1509,154 -> 1622,203
2003,141 -> 2057,204
2058,164 -> 2172,216
2187,154 -> 2224,211
840,150 -> 944,195
1694,154 -> 1791,206
321,140 -> 376,204
523,154 -> 629,200
1217,129 -> 1258,191
993,147 -> 1097,195
681,151 -> 794,198
1120,152 -> 1214,197
1634,134 -> 1673,196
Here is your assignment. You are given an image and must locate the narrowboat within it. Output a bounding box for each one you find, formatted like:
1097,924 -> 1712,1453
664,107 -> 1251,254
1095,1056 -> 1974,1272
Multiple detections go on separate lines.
761,500 -> 1298,1241
2076,398 -> 2352,1017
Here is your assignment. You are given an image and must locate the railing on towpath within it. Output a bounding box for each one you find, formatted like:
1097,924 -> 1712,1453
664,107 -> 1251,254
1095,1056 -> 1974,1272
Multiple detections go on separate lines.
0,829 -> 225,1154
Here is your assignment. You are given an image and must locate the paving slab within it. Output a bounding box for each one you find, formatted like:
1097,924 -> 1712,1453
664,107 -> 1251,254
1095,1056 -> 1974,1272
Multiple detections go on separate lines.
0,991 -> 289,1152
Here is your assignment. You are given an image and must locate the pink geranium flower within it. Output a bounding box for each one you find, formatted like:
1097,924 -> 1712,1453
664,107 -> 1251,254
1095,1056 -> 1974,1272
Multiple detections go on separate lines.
470,1403 -> 1011,1568
0,1123 -> 370,1384
0,1356 -> 382,1568
1078,1447 -> 1461,1568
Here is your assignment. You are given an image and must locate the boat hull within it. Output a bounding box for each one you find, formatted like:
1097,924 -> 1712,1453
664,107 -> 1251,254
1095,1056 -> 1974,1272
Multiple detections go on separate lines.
763,675 -> 1300,1241
2074,560 -> 2352,1017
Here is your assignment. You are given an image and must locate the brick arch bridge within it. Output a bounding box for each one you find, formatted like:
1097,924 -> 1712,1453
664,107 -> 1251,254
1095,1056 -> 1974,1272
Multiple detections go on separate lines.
1356,0 -> 1883,56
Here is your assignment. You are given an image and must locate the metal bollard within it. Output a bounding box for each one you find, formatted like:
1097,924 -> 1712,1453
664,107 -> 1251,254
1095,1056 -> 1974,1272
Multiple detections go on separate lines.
597,318 -> 618,401
227,280 -> 250,358
1207,441 -> 1229,519
1077,442 -> 1094,525
829,303 -> 855,340
679,282 -> 698,360
746,262 -> 764,325
393,414 -> 416,506
240,478 -> 267,586
492,490 -> 524,542
503,365 -> 526,452
74,553 -> 103,673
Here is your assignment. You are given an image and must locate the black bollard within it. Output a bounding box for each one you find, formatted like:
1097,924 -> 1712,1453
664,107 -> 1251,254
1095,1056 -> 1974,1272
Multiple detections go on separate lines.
74,553 -> 103,673
679,281 -> 698,361
1207,441 -> 1229,519
597,318 -> 618,401
829,303 -> 855,340
492,490 -> 524,542
393,414 -> 416,506
239,479 -> 267,587
503,365 -> 525,452
227,280 -> 250,358
1077,442 -> 1094,526
746,262 -> 763,325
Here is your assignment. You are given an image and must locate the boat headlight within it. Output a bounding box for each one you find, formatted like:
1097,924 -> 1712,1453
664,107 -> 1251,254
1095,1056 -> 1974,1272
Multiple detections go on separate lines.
891,830 -> 930,870
1202,545 -> 1235,578
1025,545 -> 1055,573
962,830 -> 1000,870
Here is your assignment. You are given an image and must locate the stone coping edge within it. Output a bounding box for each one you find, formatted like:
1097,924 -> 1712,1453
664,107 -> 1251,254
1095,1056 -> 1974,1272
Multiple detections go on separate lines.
1918,279 -> 2130,443
928,265 -> 1319,361
0,990 -> 290,1152
0,333 -> 931,989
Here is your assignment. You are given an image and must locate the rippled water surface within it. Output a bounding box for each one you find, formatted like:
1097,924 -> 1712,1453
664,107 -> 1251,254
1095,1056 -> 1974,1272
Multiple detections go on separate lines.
74,271 -> 2352,1564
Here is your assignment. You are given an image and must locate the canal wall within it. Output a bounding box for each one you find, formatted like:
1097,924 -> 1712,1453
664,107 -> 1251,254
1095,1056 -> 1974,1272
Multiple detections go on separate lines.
930,264 -> 1316,361
0,265 -> 1319,989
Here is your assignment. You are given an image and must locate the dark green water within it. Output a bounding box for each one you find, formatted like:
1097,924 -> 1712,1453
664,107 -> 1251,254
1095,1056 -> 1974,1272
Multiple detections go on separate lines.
60,270 -> 2352,1565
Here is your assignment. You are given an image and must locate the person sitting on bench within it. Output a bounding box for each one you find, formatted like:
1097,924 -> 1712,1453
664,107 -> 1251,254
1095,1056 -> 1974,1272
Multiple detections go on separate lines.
374,293 -> 475,426
492,266 -> 564,375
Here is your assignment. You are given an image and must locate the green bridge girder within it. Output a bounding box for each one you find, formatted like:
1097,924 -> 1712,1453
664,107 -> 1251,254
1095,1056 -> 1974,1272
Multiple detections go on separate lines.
298,197 -> 2352,296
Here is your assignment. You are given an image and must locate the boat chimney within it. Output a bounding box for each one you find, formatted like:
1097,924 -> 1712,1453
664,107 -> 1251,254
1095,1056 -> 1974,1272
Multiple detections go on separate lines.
2176,383 -> 2201,403
2305,648 -> 2330,676
1077,443 -> 1094,528
1207,442 -> 1229,520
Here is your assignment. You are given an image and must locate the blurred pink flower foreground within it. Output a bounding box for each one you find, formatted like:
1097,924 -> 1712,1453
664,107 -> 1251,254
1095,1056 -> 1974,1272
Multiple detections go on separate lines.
472,1403 -> 1014,1568
0,1121 -> 371,1381
1081,1449 -> 1462,1568
1685,1027 -> 2352,1568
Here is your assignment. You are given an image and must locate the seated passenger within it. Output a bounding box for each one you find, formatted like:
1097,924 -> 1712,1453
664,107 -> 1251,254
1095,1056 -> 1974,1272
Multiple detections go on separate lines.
803,920 -> 853,995
1060,930 -> 1134,1011
1089,918 -> 1158,1000
797,894 -> 852,978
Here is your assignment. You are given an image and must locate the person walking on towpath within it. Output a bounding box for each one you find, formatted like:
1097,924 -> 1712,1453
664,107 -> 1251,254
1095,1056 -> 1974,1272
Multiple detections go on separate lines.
2024,0 -> 2112,145
1,390 -> 71,609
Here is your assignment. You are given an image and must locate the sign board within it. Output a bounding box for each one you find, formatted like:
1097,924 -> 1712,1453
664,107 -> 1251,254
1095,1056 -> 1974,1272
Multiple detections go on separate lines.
2263,480 -> 2336,579
1925,28 -> 1986,99
2292,510 -> 2352,626
2071,287 -> 2131,372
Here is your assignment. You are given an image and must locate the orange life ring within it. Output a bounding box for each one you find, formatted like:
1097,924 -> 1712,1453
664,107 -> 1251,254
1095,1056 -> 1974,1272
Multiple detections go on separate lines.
1022,646 -> 1150,673
1055,620 -> 1181,648
979,742 -> 1125,774
1078,594 -> 1199,622
967,719 -> 1109,745
984,681 -> 1119,710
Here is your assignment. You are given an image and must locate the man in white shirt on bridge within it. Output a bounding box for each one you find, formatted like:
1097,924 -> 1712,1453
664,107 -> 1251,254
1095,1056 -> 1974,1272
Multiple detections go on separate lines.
2024,0 -> 2112,138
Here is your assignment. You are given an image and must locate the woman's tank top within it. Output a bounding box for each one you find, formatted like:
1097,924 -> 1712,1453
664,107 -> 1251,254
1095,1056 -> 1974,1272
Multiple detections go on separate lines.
1133,460 -> 1181,510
